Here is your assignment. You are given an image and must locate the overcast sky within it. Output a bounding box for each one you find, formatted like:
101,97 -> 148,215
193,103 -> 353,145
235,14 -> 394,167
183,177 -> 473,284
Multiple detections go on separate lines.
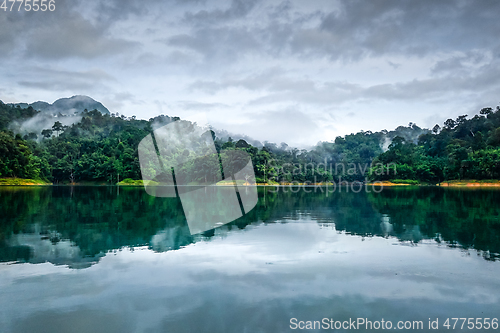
2,0 -> 500,147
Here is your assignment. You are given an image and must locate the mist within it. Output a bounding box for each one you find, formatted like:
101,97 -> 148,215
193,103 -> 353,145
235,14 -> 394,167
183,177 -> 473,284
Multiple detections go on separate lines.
10,113 -> 82,140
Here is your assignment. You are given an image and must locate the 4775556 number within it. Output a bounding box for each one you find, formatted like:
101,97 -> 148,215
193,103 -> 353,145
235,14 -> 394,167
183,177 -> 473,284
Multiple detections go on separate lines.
443,318 -> 498,330
1,0 -> 55,11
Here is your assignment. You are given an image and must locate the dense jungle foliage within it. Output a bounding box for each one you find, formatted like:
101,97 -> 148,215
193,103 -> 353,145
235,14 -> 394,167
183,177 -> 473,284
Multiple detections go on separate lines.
1,100 -> 500,184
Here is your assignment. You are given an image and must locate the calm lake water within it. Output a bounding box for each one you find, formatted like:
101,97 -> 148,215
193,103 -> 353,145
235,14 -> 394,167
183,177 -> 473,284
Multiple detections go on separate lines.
1,186 -> 500,332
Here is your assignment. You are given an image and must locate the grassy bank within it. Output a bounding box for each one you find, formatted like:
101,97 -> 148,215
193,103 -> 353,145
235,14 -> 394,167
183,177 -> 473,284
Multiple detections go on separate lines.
440,180 -> 500,187
117,178 -> 146,186
0,178 -> 51,185
216,179 -> 252,186
117,178 -> 161,186
365,179 -> 421,186
369,179 -> 500,186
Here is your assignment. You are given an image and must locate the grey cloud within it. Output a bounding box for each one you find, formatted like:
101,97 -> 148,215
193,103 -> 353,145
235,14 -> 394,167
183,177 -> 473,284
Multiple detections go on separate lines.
92,0 -> 149,23
432,57 -> 468,74
183,0 -> 259,26
171,0 -> 500,63
27,67 -> 114,81
366,60 -> 500,102
25,15 -> 138,59
79,0 -> 191,25
92,0 -> 206,23
190,69 -> 362,105
168,26 -> 261,61
176,101 -> 228,110
121,50 -> 202,75
222,107 -> 320,147
18,68 -> 114,92
5,0 -> 500,64
165,51 -> 201,66
314,0 -> 500,59
387,61 -> 400,69
189,68 -> 286,92
431,51 -> 490,75
165,6 -> 307,62
3,0 -> 500,146
189,80 -> 222,94
0,11 -> 28,56
19,81 -> 93,91
100,92 -> 138,113
189,67 -> 323,94
267,0 -> 292,21
113,92 -> 135,101
0,0 -> 138,60
248,82 -> 360,106
194,57 -> 500,107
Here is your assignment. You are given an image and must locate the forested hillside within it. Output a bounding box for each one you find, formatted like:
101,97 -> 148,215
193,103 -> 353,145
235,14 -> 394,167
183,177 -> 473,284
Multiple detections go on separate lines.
369,107 -> 500,183
1,99 -> 499,184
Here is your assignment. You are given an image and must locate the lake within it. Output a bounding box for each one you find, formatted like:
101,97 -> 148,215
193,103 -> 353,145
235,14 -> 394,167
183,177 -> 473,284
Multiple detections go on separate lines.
1,186 -> 500,332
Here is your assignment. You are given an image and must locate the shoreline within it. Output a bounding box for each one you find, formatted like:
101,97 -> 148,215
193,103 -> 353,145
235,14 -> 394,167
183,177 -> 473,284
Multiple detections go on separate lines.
439,181 -> 500,187
0,178 -> 52,186
2,178 -> 500,187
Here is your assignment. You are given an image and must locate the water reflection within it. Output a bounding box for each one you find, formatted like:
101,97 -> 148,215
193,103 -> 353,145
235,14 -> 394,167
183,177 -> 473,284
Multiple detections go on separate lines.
1,186 -> 500,268
1,186 -> 500,332
2,220 -> 500,333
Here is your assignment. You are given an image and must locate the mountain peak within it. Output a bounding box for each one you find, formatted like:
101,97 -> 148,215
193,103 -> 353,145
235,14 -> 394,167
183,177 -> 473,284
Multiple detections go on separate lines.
9,95 -> 110,115
51,95 -> 110,115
